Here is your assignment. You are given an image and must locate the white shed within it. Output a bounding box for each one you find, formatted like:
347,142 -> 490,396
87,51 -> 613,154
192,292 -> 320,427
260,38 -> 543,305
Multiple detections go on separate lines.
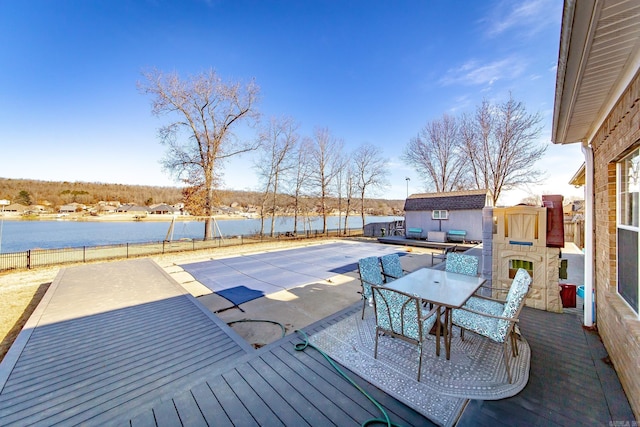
403,189 -> 492,242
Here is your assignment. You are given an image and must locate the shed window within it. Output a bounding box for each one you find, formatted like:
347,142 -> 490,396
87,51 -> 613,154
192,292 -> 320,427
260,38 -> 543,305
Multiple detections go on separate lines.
432,210 -> 448,220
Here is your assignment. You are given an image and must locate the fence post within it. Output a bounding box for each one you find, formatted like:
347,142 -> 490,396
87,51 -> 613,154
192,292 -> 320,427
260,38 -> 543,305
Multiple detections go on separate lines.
162,240 -> 165,254
27,250 -> 31,269
83,246 -> 86,263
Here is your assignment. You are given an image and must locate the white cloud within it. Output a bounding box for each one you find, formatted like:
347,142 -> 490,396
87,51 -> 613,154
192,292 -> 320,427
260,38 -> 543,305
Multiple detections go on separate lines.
448,95 -> 473,113
440,56 -> 527,87
484,0 -> 560,38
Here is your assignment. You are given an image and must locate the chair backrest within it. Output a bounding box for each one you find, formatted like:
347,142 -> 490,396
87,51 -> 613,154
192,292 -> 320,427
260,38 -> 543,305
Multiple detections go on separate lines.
371,285 -> 422,341
358,256 -> 384,298
380,253 -> 404,281
445,253 -> 479,276
495,268 -> 532,341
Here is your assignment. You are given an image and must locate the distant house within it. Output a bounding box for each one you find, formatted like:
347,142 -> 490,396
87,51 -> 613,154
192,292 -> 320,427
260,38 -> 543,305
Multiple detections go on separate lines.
3,203 -> 28,213
149,204 -> 177,215
117,204 -> 149,214
28,205 -> 47,214
98,200 -> 121,208
59,203 -> 85,213
95,204 -> 117,214
403,189 -> 492,242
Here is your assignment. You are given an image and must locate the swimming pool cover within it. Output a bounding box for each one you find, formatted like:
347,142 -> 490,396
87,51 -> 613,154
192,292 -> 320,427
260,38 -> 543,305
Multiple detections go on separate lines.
180,241 -> 406,306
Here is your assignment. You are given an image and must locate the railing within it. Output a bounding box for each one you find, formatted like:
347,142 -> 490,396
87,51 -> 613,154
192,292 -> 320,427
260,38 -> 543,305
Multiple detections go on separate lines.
0,228 -> 363,272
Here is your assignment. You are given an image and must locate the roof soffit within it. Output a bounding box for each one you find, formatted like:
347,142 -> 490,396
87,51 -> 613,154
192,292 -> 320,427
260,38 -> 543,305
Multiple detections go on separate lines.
552,0 -> 640,145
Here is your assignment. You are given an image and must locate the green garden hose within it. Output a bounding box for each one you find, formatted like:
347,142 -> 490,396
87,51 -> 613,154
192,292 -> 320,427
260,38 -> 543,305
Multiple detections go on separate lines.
293,329 -> 403,427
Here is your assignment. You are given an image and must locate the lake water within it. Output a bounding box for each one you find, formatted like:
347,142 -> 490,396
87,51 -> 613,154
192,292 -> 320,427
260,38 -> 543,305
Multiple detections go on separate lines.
0,216 -> 402,253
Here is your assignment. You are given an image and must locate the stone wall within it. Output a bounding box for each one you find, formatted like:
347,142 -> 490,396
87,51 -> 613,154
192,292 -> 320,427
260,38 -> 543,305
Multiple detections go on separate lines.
589,68 -> 640,421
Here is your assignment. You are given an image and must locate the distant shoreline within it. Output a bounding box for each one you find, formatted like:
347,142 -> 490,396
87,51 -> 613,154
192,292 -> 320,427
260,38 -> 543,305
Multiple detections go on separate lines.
0,213 -> 250,222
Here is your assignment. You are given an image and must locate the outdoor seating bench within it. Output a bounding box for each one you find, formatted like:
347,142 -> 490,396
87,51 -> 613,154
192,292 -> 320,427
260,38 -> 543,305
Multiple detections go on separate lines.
407,227 -> 423,239
447,229 -> 467,243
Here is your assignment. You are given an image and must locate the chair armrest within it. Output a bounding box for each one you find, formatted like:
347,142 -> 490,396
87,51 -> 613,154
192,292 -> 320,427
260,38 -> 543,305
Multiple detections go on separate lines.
470,293 -> 507,304
457,306 -> 519,323
420,304 -> 440,320
381,269 -> 410,279
361,278 -> 381,286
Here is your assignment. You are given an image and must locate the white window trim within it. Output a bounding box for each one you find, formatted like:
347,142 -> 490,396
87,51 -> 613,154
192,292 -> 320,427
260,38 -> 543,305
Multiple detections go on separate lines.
432,210 -> 448,220
616,155 -> 640,317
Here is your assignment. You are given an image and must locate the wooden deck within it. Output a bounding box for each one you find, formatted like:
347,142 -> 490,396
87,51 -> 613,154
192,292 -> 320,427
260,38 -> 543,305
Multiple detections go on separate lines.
128,303 -> 634,427
0,259 -> 254,426
458,306 -> 634,426
0,256 -> 635,426
128,303 -> 433,427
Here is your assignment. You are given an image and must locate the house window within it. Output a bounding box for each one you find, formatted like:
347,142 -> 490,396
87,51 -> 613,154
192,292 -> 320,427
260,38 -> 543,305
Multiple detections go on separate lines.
617,147 -> 640,314
432,210 -> 448,220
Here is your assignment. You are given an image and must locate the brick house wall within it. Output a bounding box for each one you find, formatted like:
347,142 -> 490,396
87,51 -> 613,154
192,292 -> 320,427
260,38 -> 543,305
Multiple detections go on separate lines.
590,68 -> 640,420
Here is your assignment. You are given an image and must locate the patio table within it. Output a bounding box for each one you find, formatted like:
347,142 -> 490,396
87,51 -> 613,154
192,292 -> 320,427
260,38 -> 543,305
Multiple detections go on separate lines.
385,268 -> 486,360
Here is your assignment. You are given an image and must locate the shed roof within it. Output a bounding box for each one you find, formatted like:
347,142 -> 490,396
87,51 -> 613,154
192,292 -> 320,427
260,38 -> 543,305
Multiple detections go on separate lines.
404,189 -> 490,211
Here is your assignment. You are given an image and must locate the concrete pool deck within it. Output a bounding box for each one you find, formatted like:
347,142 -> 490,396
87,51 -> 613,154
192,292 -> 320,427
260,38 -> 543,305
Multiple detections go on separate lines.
158,240 -> 439,347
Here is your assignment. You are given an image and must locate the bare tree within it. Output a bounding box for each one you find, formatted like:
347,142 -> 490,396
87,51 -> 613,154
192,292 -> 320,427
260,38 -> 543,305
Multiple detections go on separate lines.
139,69 -> 260,239
403,113 -> 467,192
460,96 -> 545,205
308,127 -> 343,234
342,163 -> 357,234
288,139 -> 314,235
353,143 -> 389,233
333,152 -> 350,235
254,116 -> 299,237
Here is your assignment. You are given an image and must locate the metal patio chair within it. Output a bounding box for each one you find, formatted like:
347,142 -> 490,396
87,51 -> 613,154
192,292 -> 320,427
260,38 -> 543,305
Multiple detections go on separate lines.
431,245 -> 456,265
451,268 -> 532,383
379,253 -> 408,282
357,256 -> 385,319
445,252 -> 479,276
371,285 -> 439,382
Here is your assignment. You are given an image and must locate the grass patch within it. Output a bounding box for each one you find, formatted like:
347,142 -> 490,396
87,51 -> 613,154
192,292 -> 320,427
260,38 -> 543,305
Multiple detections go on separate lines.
0,282 -> 51,362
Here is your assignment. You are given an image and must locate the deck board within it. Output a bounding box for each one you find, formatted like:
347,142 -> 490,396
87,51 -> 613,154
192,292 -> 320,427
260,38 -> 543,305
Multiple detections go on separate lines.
223,369 -> 286,427
234,362 -> 310,426
245,356 -> 334,425
172,391 -> 208,427
189,382 -> 233,426
259,350 -> 358,425
208,377 -> 260,426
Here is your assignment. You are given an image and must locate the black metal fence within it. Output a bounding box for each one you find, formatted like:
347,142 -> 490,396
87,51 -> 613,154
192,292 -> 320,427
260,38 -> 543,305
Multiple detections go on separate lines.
0,228 -> 363,272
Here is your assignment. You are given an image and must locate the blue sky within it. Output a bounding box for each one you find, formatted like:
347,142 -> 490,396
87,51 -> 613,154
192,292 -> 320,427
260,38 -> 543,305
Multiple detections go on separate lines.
0,0 -> 583,204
